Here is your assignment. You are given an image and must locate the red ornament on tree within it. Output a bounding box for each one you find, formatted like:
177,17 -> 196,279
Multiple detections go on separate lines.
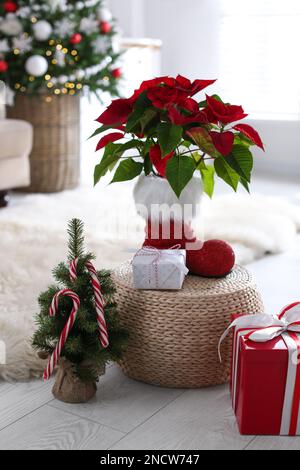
3,1 -> 18,13
100,21 -> 112,34
70,33 -> 82,45
0,60 -> 8,73
186,239 -> 235,278
111,68 -> 122,79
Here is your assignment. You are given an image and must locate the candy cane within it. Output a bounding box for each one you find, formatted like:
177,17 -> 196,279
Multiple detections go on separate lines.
44,289 -> 80,380
69,258 -> 109,348
69,257 -> 78,282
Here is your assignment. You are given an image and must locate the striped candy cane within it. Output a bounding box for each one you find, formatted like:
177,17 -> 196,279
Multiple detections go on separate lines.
43,289 -> 80,380
69,258 -> 109,348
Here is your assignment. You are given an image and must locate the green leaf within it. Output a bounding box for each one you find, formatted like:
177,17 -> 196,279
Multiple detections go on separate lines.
198,161 -> 215,198
94,141 -> 141,185
214,157 -> 239,191
186,127 -> 218,158
240,177 -> 251,193
140,108 -> 157,132
111,159 -> 143,183
165,155 -> 195,198
141,140 -> 152,157
88,124 -> 121,140
125,92 -> 151,133
234,133 -> 253,147
121,140 -> 142,152
157,123 -> 183,157
226,145 -> 253,183
191,152 -> 203,164
94,143 -> 122,185
181,140 -> 192,149
143,154 -> 152,175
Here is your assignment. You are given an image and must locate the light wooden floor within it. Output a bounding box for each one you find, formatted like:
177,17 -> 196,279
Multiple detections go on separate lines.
1,177 -> 300,450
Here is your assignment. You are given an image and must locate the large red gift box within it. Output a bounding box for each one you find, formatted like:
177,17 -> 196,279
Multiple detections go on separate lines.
221,303 -> 300,436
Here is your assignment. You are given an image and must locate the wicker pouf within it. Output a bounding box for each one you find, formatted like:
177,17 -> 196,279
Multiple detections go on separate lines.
113,263 -> 264,388
7,94 -> 80,193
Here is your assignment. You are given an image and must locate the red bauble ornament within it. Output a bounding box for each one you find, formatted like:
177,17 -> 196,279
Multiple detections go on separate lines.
100,21 -> 112,34
111,68 -> 122,79
0,60 -> 8,73
3,1 -> 18,13
70,33 -> 82,45
186,239 -> 235,278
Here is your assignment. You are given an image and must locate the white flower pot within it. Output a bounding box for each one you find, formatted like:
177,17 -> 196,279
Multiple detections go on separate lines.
133,174 -> 202,222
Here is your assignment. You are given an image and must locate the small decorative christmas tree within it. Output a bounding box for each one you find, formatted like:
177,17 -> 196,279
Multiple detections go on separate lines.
0,0 -> 121,98
32,218 -> 128,403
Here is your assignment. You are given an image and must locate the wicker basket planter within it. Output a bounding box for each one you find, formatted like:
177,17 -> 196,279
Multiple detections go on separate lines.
113,263 -> 264,388
7,94 -> 80,193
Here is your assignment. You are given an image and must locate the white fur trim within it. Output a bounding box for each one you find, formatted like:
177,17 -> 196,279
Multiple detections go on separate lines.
133,175 -> 202,221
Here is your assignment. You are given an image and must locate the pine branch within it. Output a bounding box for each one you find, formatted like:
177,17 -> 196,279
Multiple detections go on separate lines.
67,218 -> 85,261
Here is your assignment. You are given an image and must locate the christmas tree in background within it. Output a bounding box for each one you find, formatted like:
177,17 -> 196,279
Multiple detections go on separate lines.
32,219 -> 128,386
0,0 -> 122,98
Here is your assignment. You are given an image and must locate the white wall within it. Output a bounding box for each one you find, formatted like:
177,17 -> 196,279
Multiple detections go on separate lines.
108,0 -> 220,78
144,0 -> 220,78
108,0 -> 145,37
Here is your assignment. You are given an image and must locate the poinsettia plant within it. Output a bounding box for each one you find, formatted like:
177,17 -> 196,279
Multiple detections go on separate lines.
91,75 -> 264,198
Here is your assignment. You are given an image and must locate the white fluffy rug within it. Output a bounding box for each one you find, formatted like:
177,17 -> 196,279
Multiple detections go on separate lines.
1,183 -> 300,381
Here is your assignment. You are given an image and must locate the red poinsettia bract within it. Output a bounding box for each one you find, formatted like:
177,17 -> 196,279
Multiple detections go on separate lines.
96,132 -> 124,151
206,94 -> 248,124
149,145 -> 174,177
97,98 -> 133,125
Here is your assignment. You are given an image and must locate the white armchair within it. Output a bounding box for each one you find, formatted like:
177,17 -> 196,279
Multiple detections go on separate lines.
0,119 -> 32,207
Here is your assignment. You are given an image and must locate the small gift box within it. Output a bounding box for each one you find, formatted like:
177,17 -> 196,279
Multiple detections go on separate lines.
132,246 -> 188,290
219,302 -> 300,436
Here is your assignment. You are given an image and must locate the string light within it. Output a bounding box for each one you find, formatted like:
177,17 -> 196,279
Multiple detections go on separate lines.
54,89 -> 61,95
62,48 -> 68,54
13,49 -> 20,55
20,86 -> 26,92
28,76 -> 35,82
62,88 -> 68,94
31,17 -> 37,23
69,90 -> 75,95
49,39 -> 55,46
14,83 -> 21,90
47,82 -> 54,88
46,50 -> 52,57
45,96 -> 52,103
76,83 -> 82,90
71,50 -> 78,56
56,44 -> 63,51
45,74 -> 51,81
51,59 -> 58,65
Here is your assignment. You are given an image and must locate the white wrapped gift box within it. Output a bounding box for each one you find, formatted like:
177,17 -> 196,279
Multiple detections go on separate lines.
132,247 -> 188,290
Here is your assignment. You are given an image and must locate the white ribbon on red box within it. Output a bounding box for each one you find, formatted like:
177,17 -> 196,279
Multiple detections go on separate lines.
219,302 -> 300,436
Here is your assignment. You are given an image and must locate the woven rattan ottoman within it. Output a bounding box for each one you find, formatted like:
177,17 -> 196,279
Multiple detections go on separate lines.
113,263 -> 264,388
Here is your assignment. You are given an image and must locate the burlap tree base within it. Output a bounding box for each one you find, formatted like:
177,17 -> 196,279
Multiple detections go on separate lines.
52,359 -> 98,404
